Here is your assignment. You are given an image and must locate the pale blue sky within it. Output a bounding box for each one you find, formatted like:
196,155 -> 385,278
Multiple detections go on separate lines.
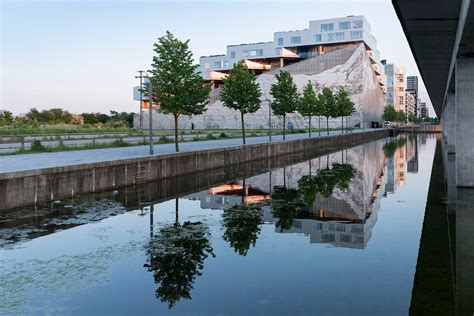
1,0 -> 434,116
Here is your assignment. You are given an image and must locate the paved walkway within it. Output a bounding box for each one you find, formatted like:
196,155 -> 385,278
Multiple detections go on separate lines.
0,129 -> 368,173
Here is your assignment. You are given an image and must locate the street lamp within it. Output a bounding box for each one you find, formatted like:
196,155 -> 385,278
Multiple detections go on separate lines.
135,71 -> 146,131
144,77 -> 154,155
266,98 -> 272,142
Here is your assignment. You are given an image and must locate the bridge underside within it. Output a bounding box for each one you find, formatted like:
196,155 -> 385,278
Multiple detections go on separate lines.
393,0 -> 474,187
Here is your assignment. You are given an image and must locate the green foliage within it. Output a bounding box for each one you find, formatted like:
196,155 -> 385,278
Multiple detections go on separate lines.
408,112 -> 416,123
382,105 -> 396,122
318,87 -> 337,134
30,140 -> 46,152
298,81 -> 318,117
297,175 -> 319,211
270,71 -> 299,139
271,186 -> 300,232
335,89 -> 356,117
148,31 -> 211,151
144,221 -> 214,309
395,110 -> 406,122
0,110 -> 14,126
220,61 -> 262,144
222,204 -> 262,256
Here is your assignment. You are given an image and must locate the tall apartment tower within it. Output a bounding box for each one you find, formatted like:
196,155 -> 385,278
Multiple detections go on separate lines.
395,67 -> 405,112
384,63 -> 396,106
406,76 -> 419,116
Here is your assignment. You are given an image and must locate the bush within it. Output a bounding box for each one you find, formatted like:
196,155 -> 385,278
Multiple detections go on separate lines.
30,140 -> 46,152
206,134 -> 217,140
219,132 -> 228,138
157,136 -> 173,144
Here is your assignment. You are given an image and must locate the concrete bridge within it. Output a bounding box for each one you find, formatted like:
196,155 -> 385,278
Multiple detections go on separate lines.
392,1 -> 474,314
393,0 -> 474,187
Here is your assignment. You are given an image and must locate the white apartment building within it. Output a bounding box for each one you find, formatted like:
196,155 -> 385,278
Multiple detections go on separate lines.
384,63 -> 396,106
405,91 -> 416,117
395,66 -> 405,112
199,15 -> 386,92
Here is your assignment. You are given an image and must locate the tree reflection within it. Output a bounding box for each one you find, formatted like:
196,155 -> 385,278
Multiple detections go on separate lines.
271,186 -> 300,231
222,204 -> 262,256
297,175 -> 319,211
383,137 -> 407,158
332,163 -> 357,192
144,198 -> 214,309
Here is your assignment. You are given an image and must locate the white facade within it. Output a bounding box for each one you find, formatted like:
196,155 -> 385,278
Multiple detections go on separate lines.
199,15 -> 386,86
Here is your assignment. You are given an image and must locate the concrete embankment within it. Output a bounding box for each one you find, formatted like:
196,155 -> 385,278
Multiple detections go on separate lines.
0,129 -> 393,211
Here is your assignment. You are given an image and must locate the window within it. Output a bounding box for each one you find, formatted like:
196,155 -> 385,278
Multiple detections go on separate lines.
293,220 -> 302,229
335,32 -> 344,40
290,36 -> 301,44
243,49 -> 263,57
339,21 -> 350,30
275,47 -> 282,56
223,60 -> 229,68
213,61 -> 222,68
323,234 -> 335,242
321,23 -> 334,32
353,20 -> 363,29
314,34 -> 322,42
340,235 -> 352,243
350,30 -> 363,39
230,51 -> 236,58
398,87 -> 404,91
315,223 -> 323,230
327,33 -> 335,41
278,37 -> 283,45
204,63 -> 210,69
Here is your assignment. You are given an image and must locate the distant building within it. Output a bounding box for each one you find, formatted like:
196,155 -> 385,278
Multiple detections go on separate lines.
395,67 -> 405,112
420,102 -> 428,118
199,15 -> 386,91
384,63 -> 396,106
406,76 -> 419,116
405,89 -> 417,117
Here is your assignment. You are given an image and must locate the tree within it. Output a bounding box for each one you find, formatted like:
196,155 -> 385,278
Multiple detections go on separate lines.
336,89 -> 356,134
148,31 -> 210,152
395,110 -> 406,123
298,81 -> 319,137
220,61 -> 262,144
0,110 -> 14,126
319,87 -> 337,135
382,105 -> 396,122
222,204 -> 262,256
408,113 -> 416,124
270,71 -> 299,140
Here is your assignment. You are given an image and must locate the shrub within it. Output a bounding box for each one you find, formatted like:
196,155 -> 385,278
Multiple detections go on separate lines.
31,140 -> 46,152
219,132 -> 228,138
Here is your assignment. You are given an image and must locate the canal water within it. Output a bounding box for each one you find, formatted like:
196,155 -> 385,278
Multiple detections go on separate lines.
0,134 -> 455,315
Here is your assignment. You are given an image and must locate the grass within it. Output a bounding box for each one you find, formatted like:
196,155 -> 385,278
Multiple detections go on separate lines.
1,127 -> 356,156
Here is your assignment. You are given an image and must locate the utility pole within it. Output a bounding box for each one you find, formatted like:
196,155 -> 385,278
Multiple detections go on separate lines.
144,77 -> 154,155
135,70 -> 146,131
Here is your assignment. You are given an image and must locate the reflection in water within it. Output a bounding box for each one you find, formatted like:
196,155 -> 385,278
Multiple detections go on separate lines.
2,134 -> 462,315
222,204 -> 263,256
144,198 -> 215,309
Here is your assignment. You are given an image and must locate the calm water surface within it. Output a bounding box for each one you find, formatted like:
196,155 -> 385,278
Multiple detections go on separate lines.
1,135 -> 442,315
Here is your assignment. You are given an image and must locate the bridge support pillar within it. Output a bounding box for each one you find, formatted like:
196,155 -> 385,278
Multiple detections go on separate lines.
455,57 -> 474,187
446,91 -> 456,153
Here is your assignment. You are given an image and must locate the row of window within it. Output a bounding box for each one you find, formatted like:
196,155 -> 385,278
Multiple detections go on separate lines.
321,20 -> 362,32
277,30 -> 363,46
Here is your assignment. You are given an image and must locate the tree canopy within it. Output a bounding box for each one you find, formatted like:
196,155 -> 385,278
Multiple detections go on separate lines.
270,71 -> 299,139
220,61 -> 262,144
148,31 -> 210,151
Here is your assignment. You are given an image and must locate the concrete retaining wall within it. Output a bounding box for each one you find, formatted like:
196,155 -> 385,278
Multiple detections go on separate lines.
0,129 -> 392,211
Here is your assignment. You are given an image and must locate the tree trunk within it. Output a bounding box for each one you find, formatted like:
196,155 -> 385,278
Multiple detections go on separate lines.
318,116 -> 321,136
341,116 -> 344,134
174,114 -> 179,152
175,198 -> 179,226
283,115 -> 286,140
326,116 -> 329,135
241,111 -> 246,145
309,116 -> 312,137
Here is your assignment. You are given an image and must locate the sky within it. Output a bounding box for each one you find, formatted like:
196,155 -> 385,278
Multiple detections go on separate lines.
1,0 -> 434,116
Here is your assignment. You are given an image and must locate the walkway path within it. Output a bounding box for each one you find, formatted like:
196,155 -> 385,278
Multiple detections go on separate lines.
0,129 -> 368,173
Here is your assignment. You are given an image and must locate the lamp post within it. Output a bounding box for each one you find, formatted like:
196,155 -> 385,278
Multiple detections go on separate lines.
135,70 -> 146,131
266,98 -> 272,142
144,77 -> 154,155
